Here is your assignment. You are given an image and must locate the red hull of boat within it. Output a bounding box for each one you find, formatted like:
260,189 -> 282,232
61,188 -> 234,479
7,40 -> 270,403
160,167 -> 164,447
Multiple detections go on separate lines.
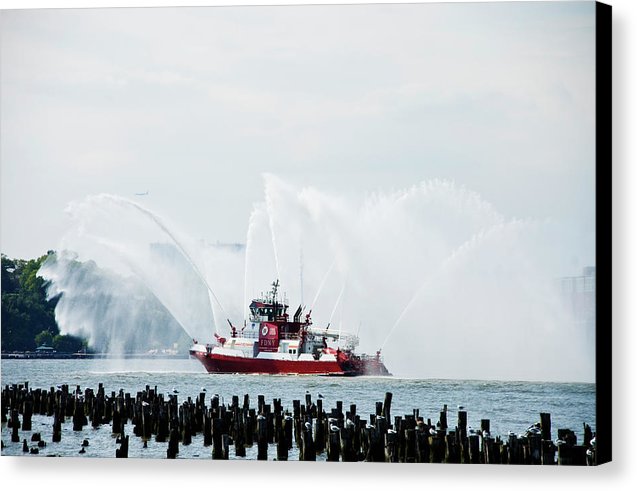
190,350 -> 389,376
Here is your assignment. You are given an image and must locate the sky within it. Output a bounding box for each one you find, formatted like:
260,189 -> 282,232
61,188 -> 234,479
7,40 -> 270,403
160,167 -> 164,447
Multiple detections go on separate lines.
1,1 -> 595,274
2,0 -> 632,486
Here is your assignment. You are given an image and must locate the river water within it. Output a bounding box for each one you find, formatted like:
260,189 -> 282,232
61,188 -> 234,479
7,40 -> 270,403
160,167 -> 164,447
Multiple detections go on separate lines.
1,358 -> 595,459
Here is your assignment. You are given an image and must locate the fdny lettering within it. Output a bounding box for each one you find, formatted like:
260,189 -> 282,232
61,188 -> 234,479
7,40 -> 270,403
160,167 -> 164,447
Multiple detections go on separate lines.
259,322 -> 279,351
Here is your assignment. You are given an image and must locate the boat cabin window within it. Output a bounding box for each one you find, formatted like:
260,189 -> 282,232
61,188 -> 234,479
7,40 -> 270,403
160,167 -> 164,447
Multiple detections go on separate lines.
251,307 -> 271,318
251,306 -> 284,320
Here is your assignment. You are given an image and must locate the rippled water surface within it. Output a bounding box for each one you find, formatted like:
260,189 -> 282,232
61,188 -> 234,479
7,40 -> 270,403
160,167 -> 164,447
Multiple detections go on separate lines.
1,359 -> 595,459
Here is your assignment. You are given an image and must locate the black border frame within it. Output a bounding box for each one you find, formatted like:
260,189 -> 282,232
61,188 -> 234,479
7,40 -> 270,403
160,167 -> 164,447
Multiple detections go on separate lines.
595,0 -> 612,466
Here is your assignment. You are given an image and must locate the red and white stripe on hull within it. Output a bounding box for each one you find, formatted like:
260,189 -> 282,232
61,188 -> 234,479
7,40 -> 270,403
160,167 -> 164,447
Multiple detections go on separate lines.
190,349 -> 351,375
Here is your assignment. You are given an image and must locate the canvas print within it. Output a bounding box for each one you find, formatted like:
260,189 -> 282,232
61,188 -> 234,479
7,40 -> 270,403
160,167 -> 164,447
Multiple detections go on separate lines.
1,1 -> 610,465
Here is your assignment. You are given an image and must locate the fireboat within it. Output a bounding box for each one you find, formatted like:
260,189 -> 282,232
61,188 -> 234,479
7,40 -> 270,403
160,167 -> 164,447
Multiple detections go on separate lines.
189,281 -> 391,376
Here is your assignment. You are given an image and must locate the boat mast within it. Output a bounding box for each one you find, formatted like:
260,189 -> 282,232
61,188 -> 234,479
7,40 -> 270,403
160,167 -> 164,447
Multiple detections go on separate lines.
271,279 -> 279,320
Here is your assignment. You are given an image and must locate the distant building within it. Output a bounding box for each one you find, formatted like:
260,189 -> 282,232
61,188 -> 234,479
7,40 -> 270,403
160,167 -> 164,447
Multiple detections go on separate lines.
559,267 -> 596,344
35,345 -> 55,353
210,241 -> 245,251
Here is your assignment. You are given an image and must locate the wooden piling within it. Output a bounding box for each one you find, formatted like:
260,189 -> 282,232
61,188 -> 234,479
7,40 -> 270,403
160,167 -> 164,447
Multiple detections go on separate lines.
468,434 -> 480,464
326,424 -> 340,462
439,406 -> 448,433
366,416 -> 385,462
167,426 -> 179,459
529,433 -> 542,464
116,427 -> 129,458
22,398 -> 33,432
340,419 -> 356,462
10,410 -> 20,443
245,408 -> 255,447
73,399 -> 85,431
385,429 -> 398,462
375,401 -> 383,418
202,411 -> 212,446
276,414 -> 288,461
1,382 -> 597,466
382,392 -> 392,423
428,432 -> 445,463
257,414 -> 268,460
542,439 -> 556,465
156,404 -> 169,442
404,428 -> 417,463
222,434 -> 231,460
540,412 -> 552,441
483,436 -> 496,464
212,417 -> 224,459
415,423 -> 429,463
314,398 -> 325,453
556,429 -> 586,466
233,404 -> 246,457
52,407 -> 62,443
301,421 -> 317,461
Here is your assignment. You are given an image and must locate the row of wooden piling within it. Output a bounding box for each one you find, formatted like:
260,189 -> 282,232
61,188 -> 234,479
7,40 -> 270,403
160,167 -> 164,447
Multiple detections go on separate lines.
1,382 -> 596,464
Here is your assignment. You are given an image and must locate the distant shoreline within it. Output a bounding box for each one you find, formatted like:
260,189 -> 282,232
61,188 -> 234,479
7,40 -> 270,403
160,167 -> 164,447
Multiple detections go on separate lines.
1,352 -> 190,360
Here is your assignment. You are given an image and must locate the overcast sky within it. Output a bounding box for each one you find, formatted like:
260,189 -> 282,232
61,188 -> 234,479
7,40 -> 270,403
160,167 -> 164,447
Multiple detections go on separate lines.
1,1 -> 596,272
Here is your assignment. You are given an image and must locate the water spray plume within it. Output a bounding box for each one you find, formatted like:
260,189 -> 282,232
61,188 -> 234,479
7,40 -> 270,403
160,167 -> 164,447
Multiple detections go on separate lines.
310,260 -> 336,311
380,222 -> 517,350
120,196 -> 230,325
299,243 -> 304,306
40,193 -> 242,352
328,279 -> 348,326
243,205 -> 260,322
264,179 -> 281,283
41,180 -> 593,382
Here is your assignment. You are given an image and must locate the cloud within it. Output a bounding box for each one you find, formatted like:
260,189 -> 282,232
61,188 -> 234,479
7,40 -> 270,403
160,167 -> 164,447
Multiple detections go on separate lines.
1,3 -> 595,267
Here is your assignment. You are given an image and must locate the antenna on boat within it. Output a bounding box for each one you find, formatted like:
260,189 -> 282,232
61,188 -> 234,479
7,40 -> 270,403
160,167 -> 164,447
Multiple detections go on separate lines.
272,279 -> 279,297
272,279 -> 279,320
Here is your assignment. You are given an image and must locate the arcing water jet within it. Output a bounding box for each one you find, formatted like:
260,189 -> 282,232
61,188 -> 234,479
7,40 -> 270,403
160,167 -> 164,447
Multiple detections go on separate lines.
40,178 -> 593,381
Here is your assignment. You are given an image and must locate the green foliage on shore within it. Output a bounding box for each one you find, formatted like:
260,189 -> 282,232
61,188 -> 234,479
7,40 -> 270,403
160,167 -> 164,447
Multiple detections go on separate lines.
1,252 -> 88,352
34,329 -> 54,348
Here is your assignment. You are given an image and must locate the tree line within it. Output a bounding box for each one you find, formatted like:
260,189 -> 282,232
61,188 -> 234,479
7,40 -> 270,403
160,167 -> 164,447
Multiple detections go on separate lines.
1,252 -> 87,353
